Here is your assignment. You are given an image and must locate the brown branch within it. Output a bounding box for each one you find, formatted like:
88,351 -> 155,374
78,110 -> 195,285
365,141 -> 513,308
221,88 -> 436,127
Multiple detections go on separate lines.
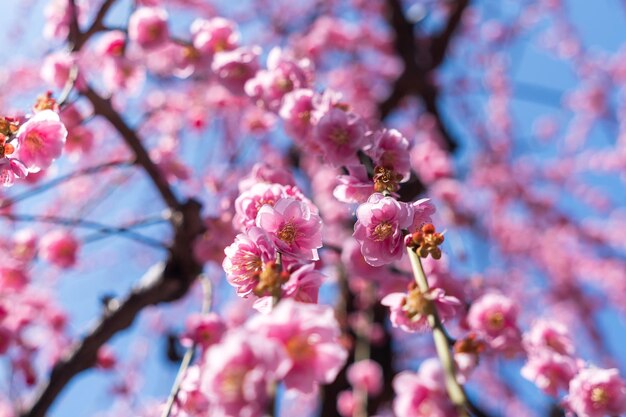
20,200 -> 204,417
82,85 -> 181,211
379,0 -> 471,153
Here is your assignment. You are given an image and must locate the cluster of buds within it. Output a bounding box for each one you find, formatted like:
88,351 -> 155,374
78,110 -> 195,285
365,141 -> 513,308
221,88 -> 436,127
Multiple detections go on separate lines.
405,223 -> 444,259
253,260 -> 289,298
0,117 -> 19,138
373,166 -> 403,194
0,117 -> 19,159
33,91 -> 59,112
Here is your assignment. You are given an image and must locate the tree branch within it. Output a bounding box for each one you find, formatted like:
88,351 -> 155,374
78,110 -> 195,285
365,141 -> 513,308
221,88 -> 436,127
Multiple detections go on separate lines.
82,85 -> 181,211
20,200 -> 204,417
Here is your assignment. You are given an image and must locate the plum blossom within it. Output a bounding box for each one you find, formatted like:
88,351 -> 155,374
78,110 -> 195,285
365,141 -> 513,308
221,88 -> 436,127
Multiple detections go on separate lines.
524,319 -> 575,356
223,227 -> 276,297
353,193 -> 413,266
256,198 -> 322,261
15,110 -> 67,173
365,128 -> 412,180
181,313 -> 226,350
247,299 -> 348,393
245,48 -> 312,110
382,285 -> 460,332
466,292 -> 521,352
521,351 -> 578,396
39,230 -> 79,268
201,330 -> 290,417
211,46 -> 261,95
393,365 -> 455,417
565,368 -> 626,417
191,17 -> 239,56
347,359 -> 383,395
315,108 -> 367,167
128,7 -> 170,51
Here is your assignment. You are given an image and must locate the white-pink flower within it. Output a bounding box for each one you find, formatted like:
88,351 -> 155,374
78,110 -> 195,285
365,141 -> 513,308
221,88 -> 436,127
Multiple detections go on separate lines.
201,330 -> 290,417
247,299 -> 348,393
128,7 -> 170,51
256,198 -> 322,261
566,367 -> 626,417
353,193 -> 412,266
39,230 -> 79,269
382,286 -> 460,333
15,110 -> 67,173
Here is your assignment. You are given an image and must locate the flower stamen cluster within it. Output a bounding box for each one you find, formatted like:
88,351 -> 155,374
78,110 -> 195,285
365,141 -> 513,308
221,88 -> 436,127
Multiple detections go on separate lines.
406,223 -> 445,259
373,166 -> 402,194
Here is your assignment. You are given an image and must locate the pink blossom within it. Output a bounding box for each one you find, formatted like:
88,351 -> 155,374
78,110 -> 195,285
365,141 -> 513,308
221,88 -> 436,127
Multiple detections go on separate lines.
333,166 -> 374,204
235,183 -> 291,230
15,110 -> 67,173
201,330 -> 290,417
178,365 -> 210,416
0,158 -> 28,187
191,17 -> 239,56
466,292 -> 521,352
408,198 -> 436,232
211,46 -> 261,95
39,230 -> 79,269
11,229 -> 38,264
524,319 -> 575,356
382,287 -> 460,332
247,299 -> 348,393
566,368 -> 626,417
102,58 -> 146,95
181,313 -> 226,350
280,262 -> 323,304
245,48 -> 312,110
128,7 -> 170,51
315,108 -> 366,167
279,89 -> 322,148
337,390 -> 356,417
238,163 -> 296,193
347,359 -> 383,395
365,129 -> 411,180
521,351 -> 578,396
353,193 -> 412,266
0,267 -> 29,291
96,30 -> 126,57
223,227 -> 276,297
256,198 -> 322,261
393,370 -> 454,417
40,51 -> 78,90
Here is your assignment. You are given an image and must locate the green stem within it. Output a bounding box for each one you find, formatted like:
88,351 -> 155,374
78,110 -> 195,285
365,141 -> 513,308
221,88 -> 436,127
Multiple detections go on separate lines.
407,247 -> 469,417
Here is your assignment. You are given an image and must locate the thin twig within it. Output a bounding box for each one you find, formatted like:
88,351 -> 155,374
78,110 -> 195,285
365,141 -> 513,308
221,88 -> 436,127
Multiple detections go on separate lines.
160,278 -> 213,417
0,160 -> 132,210
407,247 -> 469,417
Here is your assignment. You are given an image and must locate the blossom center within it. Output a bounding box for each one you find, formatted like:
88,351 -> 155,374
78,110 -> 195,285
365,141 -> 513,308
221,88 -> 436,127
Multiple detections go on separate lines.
403,287 -> 431,319
372,222 -> 393,241
487,311 -> 505,330
286,335 -> 315,361
591,387 -> 609,408
26,132 -> 44,150
329,128 -> 348,145
277,221 -> 297,244
221,367 -> 247,400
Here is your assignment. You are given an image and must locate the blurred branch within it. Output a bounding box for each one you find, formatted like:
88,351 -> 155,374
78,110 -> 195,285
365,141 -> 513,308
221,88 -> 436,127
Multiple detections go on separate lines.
379,0 -> 471,154
82,85 -> 181,212
160,277 -> 213,417
0,160 -> 132,210
20,200 -> 204,417
2,213 -> 167,249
